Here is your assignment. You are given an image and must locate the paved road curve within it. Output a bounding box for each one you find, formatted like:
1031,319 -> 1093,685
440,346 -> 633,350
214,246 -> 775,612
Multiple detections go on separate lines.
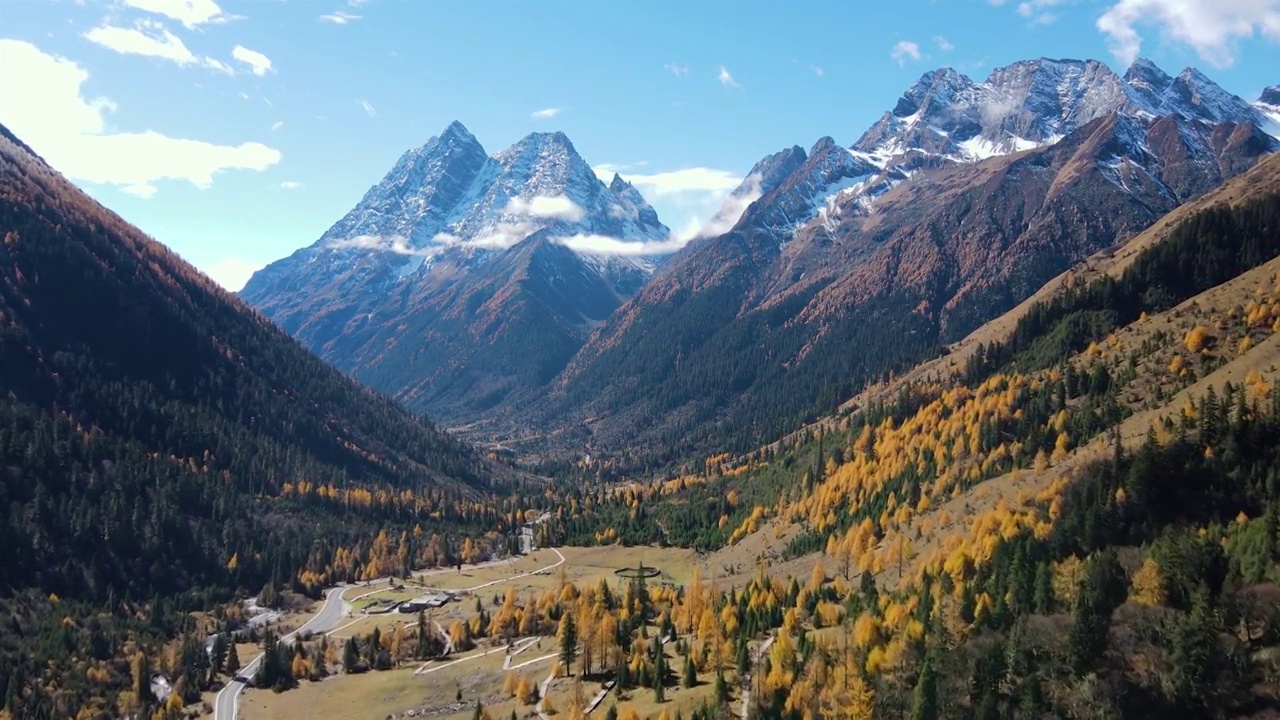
213,547 -> 566,720
212,586 -> 348,720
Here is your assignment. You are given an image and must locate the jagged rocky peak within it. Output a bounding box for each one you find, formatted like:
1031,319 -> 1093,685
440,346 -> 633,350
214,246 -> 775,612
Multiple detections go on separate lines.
800,136 -> 877,187
891,66 -> 977,118
1124,58 -> 1174,104
745,145 -> 809,192
1261,85 -> 1280,107
608,173 -> 663,228
1157,67 -> 1262,123
982,58 -> 1130,142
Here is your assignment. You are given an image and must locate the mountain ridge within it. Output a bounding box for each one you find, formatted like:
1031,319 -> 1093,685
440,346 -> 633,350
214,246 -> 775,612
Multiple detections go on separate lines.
515,57 -> 1278,461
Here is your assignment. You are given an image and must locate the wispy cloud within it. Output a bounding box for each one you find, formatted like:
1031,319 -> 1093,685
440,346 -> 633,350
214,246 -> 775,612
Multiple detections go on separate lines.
1097,0 -> 1280,68
271,120 -> 284,131
122,0 -> 236,29
811,65 -> 824,77
329,233 -> 429,255
121,184 -> 157,199
318,10 -> 362,23
83,19 -> 231,72
593,166 -> 741,196
664,63 -> 690,78
231,45 -> 272,76
359,99 -> 377,116
0,39 -> 281,198
530,107 -> 562,120
1016,0 -> 1073,25
279,180 -> 302,189
555,234 -> 691,257
891,40 -> 922,66
503,194 -> 583,222
934,35 -> 955,51
717,65 -> 741,88
554,171 -> 758,257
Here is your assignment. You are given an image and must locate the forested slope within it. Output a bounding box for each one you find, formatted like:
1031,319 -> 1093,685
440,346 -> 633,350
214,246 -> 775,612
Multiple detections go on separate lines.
0,124 -> 534,718
534,160 -> 1280,718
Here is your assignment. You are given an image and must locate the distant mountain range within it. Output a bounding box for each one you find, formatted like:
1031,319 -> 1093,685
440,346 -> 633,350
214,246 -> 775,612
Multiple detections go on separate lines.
241,57 -> 1279,462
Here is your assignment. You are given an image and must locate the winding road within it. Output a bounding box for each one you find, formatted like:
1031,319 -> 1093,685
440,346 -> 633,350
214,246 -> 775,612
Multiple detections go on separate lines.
214,546 -> 567,720
212,586 -> 349,720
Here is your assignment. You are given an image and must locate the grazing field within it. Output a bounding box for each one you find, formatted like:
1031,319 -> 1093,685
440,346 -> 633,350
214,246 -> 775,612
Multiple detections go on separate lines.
238,637 -> 541,720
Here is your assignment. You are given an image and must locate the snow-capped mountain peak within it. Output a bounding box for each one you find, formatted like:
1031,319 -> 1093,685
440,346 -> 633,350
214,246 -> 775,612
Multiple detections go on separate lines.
241,121 -> 671,309
728,57 -> 1275,243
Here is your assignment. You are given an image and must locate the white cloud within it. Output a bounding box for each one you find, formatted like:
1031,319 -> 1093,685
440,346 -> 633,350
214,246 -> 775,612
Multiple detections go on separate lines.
83,19 -> 231,72
467,222 -> 539,249
271,120 -> 284,130
664,63 -> 690,78
122,0 -> 234,29
205,257 -> 262,292
891,40 -> 922,66
231,45 -> 272,75
934,35 -> 955,51
279,180 -> 302,189
0,40 -> 281,195
811,65 -> 824,77
555,234 -> 690,257
551,173 -> 761,257
530,107 -> 562,120
718,65 -> 741,88
504,194 -> 584,222
84,21 -> 195,63
121,184 -> 158,199
597,167 -> 742,196
359,99 -> 377,116
1098,0 -> 1280,67
318,10 -> 362,23
329,233 -> 430,255
205,57 -> 234,74
687,174 -> 762,241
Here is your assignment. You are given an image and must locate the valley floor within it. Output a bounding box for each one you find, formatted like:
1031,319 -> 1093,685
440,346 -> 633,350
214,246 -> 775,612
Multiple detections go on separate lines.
224,544 -> 730,720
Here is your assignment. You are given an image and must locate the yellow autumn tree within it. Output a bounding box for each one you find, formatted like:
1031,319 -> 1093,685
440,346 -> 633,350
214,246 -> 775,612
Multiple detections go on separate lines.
1129,558 -> 1166,606
1185,325 -> 1212,353
515,675 -> 538,705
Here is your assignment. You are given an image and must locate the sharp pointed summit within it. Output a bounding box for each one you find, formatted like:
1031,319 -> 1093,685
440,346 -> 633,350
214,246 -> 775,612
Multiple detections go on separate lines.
240,124 -> 669,420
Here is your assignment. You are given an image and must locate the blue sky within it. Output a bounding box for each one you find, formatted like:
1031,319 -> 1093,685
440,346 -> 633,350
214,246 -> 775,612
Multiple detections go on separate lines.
1,0 -> 1277,291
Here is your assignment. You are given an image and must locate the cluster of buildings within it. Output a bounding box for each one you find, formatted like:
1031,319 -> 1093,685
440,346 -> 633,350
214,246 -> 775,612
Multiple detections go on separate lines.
398,592 -> 453,613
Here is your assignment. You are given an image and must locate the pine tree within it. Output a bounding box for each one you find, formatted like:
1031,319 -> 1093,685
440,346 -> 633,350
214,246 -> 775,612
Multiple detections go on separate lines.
910,655 -> 938,720
210,633 -> 228,678
342,636 -> 360,674
683,653 -> 697,688
311,638 -> 328,679
225,642 -> 241,677
557,612 -> 578,676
